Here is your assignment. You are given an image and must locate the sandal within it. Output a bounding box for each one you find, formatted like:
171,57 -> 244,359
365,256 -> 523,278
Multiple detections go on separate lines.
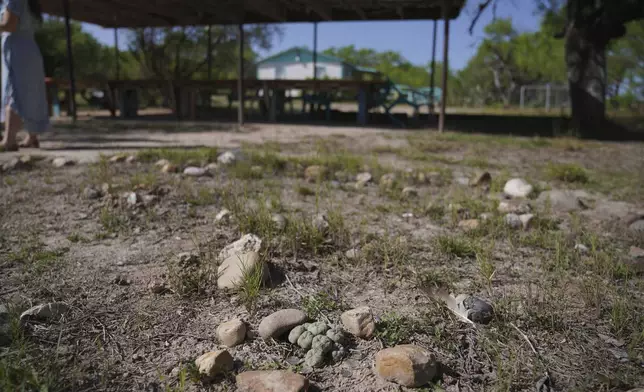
18,139 -> 39,148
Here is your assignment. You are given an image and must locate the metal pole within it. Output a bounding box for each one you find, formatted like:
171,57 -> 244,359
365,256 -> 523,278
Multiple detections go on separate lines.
62,0 -> 77,120
114,28 -> 120,80
438,1 -> 450,133
237,24 -> 245,126
520,85 -> 525,110
313,22 -> 318,80
207,25 -> 213,80
429,20 -> 437,117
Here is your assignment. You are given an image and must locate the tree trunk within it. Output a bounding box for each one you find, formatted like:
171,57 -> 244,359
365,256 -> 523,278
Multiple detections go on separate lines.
565,26 -> 607,138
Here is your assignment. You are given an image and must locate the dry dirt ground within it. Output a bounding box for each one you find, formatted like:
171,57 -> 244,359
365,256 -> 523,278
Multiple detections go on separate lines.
1,122 -> 644,392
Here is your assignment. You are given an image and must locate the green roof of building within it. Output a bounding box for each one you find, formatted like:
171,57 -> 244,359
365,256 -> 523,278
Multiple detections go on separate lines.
257,47 -> 350,66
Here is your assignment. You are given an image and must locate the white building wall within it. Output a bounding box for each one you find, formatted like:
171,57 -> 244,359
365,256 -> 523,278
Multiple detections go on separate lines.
256,62 -> 344,80
257,67 -> 276,80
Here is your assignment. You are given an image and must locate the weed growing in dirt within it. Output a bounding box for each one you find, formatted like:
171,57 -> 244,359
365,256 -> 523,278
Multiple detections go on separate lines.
99,205 -> 128,234
87,157 -> 115,186
0,306 -> 59,391
5,238 -> 68,274
545,162 -> 590,184
67,232 -> 90,244
302,290 -> 344,319
375,312 -> 421,347
238,258 -> 266,314
296,185 -> 316,197
435,235 -> 478,258
166,253 -> 218,297
360,235 -> 410,269
137,147 -> 219,166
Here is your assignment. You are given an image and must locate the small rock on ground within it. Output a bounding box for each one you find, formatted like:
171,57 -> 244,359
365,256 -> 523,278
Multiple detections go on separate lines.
20,302 -> 70,322
504,213 -> 522,229
458,219 -> 480,232
218,151 -> 237,165
340,307 -> 375,339
629,219 -> 644,233
379,173 -> 397,190
52,157 -> 75,168
470,171 -> 492,187
304,165 -> 327,183
236,370 -> 309,392
498,200 -> 531,214
183,167 -> 207,177
217,251 -> 267,290
219,234 -> 262,261
195,350 -> 234,377
519,213 -> 534,230
356,172 -> 372,187
536,190 -> 591,213
503,178 -> 533,198
217,319 -> 247,347
461,296 -> 494,324
161,163 -> 178,173
401,187 -> 419,199
626,246 -> 644,274
375,345 -> 438,387
215,208 -> 231,223
82,186 -> 102,200
258,309 -> 307,339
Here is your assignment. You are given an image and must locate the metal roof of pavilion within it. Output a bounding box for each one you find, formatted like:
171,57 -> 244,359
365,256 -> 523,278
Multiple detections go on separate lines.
41,0 -> 466,28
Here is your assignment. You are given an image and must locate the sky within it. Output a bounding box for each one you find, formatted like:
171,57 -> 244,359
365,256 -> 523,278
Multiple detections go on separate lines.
83,2 -> 541,71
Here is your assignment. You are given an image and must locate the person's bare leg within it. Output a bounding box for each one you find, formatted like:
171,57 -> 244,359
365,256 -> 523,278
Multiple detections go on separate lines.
0,105 -> 20,151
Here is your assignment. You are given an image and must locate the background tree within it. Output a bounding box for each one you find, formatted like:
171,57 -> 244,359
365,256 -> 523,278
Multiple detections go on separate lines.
469,0 -> 644,136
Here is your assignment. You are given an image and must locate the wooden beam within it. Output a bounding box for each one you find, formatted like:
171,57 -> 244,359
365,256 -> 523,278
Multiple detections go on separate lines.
246,0 -> 288,22
307,4 -> 331,21
396,6 -> 404,19
439,0 -> 450,133
351,3 -> 366,19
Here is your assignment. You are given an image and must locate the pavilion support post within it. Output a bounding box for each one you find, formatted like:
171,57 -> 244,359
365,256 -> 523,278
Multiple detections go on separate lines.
429,20 -> 437,118
237,24 -> 245,127
62,0 -> 77,121
313,22 -> 318,80
207,25 -> 213,80
438,1 -> 450,133
312,22 -> 318,113
114,28 -> 120,80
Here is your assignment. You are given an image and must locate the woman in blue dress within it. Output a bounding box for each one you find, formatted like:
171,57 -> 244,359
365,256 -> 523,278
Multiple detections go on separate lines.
0,0 -> 48,151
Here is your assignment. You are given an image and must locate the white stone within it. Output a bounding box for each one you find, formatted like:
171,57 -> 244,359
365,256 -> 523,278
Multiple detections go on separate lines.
183,167 -> 207,177
519,213 -> 534,230
217,151 -> 237,165
215,209 -> 231,223
218,234 -> 262,261
217,251 -> 267,290
52,157 -> 74,168
503,178 -> 533,198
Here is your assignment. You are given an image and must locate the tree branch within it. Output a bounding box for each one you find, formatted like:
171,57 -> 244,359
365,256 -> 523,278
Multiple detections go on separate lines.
469,0 -> 495,35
